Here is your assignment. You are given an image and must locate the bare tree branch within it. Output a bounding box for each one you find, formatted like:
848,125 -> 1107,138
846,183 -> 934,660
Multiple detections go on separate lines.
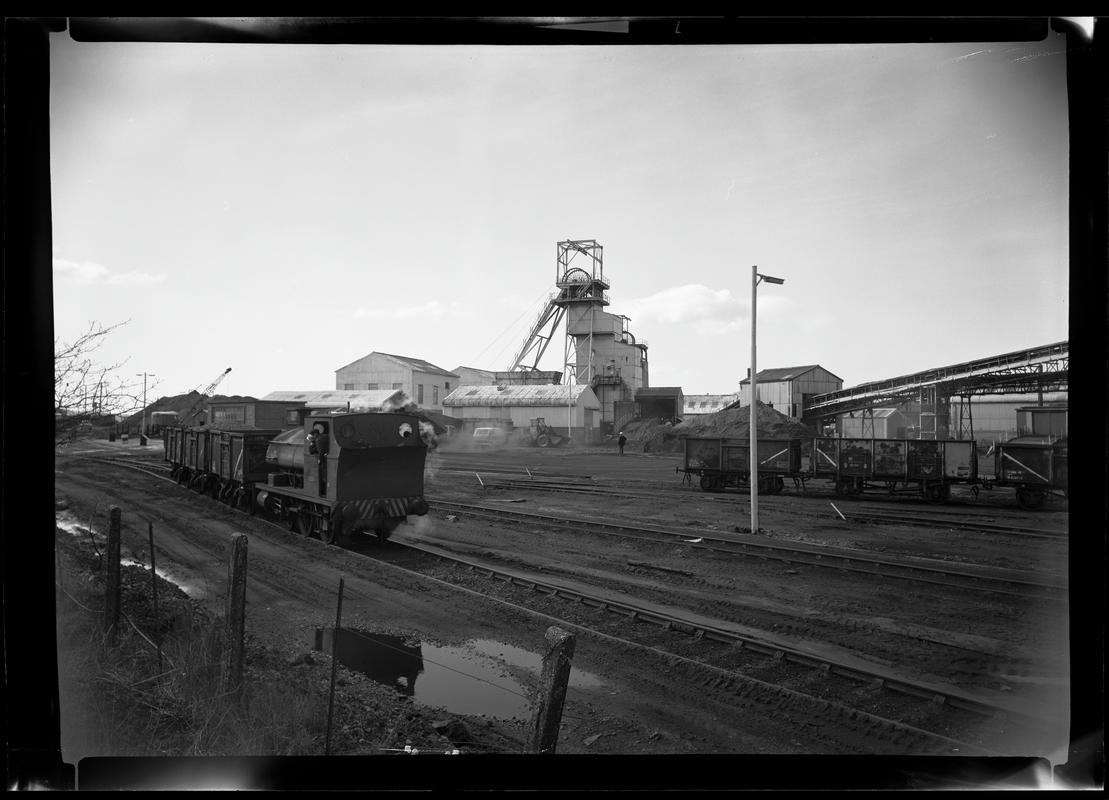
54,320 -> 146,445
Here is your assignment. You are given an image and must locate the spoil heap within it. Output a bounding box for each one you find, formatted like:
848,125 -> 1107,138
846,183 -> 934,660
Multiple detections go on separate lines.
121,393 -> 257,431
626,401 -> 817,454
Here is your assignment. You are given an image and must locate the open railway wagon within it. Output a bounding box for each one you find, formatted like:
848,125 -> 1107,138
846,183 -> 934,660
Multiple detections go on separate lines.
991,436 -> 1068,509
164,408 -> 430,544
679,436 -> 803,493
167,423 -> 283,501
811,437 -> 978,501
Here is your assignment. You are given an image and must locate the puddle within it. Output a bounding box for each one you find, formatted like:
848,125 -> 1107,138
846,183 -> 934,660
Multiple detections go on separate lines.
118,558 -> 205,599
315,629 -> 603,719
55,510 -> 206,599
55,513 -> 96,540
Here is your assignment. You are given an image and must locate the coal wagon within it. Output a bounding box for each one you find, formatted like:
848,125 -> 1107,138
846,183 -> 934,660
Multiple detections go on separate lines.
811,437 -> 978,501
992,436 -> 1067,509
680,436 -> 803,493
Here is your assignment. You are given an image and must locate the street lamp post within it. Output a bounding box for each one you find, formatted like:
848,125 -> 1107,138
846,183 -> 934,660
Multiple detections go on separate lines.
749,266 -> 784,535
137,372 -> 155,445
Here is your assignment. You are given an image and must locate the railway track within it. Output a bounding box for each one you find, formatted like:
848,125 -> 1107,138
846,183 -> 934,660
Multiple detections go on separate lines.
79,453 -> 1061,755
92,456 -> 1064,598
428,499 -> 1066,602
364,535 -> 1052,756
444,471 -> 1067,538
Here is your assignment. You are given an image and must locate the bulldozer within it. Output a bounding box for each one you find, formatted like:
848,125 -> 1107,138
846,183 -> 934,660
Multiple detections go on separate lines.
527,418 -> 565,448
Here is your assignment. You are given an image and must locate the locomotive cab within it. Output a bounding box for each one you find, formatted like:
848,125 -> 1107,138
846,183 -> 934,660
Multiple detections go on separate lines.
259,410 -> 430,543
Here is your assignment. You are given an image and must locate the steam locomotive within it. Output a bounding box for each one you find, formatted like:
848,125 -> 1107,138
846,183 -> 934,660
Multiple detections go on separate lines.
164,404 -> 429,543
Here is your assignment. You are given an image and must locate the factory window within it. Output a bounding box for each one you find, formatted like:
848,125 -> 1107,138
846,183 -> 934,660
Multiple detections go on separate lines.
445,382 -> 451,391
393,382 -> 403,390
367,383 -> 378,390
212,407 -> 246,425
417,384 -> 424,404
343,383 -> 354,390
433,386 -> 439,404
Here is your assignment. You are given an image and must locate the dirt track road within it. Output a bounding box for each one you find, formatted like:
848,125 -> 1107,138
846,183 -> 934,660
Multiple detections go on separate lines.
52,437 -> 1071,764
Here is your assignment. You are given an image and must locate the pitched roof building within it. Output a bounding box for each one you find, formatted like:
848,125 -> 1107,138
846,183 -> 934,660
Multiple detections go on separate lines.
442,383 -> 602,442
335,352 -> 459,412
738,365 -> 843,419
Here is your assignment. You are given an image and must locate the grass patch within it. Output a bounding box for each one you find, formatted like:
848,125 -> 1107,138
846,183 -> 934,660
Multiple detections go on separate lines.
53,527 -> 425,760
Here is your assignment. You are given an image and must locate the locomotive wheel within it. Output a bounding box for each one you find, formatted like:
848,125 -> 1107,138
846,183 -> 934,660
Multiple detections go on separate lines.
774,476 -> 785,494
699,475 -> 716,492
288,513 -> 302,535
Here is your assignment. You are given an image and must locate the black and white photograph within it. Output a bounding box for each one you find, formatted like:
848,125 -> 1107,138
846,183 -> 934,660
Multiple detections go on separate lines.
8,15 -> 1104,792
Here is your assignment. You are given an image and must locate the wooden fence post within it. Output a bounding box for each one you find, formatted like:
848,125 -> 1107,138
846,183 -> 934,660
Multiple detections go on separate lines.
528,626 -> 576,754
224,533 -> 248,694
104,506 -> 121,644
148,520 -> 162,673
324,576 -> 345,756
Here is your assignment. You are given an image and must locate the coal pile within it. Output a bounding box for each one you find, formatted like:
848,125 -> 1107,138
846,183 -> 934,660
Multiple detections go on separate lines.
626,402 -> 817,454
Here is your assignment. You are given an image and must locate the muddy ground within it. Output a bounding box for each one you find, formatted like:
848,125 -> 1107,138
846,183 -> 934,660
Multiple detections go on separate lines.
48,435 -> 1077,789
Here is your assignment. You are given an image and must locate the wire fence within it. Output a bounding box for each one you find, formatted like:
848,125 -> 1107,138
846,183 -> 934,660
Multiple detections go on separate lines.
56,507 -> 589,756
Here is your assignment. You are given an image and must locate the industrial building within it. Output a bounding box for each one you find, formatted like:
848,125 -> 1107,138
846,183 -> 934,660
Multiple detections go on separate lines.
262,389 -> 413,412
806,342 -> 1068,441
683,394 -> 741,419
204,397 -> 306,429
636,387 -> 685,422
334,352 -> 458,413
507,240 -> 648,434
441,383 -> 601,441
451,366 -> 497,387
839,407 -> 909,439
739,365 -> 843,420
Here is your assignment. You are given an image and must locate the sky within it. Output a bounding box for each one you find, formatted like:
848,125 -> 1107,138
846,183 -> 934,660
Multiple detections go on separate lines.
49,23 -> 1072,403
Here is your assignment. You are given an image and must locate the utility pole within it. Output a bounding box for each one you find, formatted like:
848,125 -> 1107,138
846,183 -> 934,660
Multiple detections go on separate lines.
749,266 -> 784,535
137,372 -> 155,445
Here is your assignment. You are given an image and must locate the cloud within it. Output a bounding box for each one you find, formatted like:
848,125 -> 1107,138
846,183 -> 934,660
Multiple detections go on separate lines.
53,256 -> 165,285
623,284 -> 790,337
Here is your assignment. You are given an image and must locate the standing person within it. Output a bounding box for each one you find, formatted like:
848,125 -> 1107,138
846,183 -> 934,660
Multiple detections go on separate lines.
308,423 -> 330,496
618,431 -> 627,455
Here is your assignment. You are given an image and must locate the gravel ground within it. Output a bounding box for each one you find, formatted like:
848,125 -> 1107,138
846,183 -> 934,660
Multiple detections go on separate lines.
49,437 -> 1075,788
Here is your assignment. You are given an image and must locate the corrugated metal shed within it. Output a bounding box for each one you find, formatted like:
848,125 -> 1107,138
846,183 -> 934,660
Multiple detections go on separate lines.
684,394 -> 739,415
739,365 -> 843,384
443,384 -> 598,408
261,389 -> 411,411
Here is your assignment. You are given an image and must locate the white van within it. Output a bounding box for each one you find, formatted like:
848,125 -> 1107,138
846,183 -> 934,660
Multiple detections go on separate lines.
472,427 -> 508,448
